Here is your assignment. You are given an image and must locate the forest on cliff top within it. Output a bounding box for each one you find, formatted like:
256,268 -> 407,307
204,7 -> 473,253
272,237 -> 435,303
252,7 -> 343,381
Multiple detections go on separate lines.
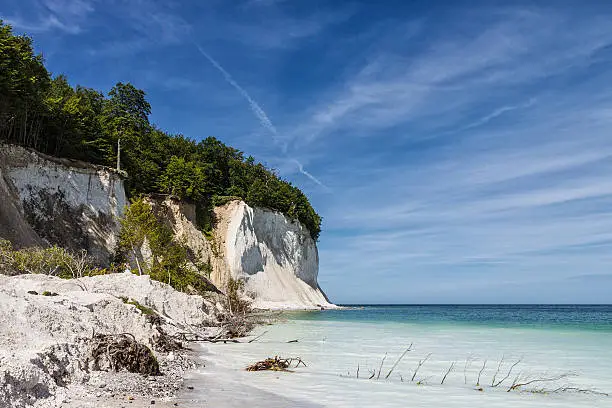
0,21 -> 321,239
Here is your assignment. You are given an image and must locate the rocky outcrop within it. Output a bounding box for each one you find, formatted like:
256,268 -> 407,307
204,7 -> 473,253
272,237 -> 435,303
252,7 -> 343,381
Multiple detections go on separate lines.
0,144 -> 126,265
152,198 -> 333,310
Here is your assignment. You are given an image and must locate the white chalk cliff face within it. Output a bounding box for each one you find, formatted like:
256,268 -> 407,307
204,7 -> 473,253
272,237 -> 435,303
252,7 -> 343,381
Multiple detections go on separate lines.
216,201 -> 332,310
0,145 -> 332,309
151,198 -> 333,309
0,144 -> 126,264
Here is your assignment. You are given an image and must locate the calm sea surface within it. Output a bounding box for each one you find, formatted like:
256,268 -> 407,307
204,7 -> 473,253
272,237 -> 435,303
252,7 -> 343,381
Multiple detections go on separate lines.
291,304 -> 612,331
191,305 -> 612,407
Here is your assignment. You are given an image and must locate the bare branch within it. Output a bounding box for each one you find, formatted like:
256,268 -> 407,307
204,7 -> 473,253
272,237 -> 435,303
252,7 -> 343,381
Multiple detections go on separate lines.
385,343 -> 413,379
441,361 -> 456,385
376,353 -> 387,380
493,359 -> 522,387
491,355 -> 505,386
247,330 -> 268,343
411,353 -> 432,382
464,356 -> 474,385
507,373 -> 575,392
476,360 -> 487,386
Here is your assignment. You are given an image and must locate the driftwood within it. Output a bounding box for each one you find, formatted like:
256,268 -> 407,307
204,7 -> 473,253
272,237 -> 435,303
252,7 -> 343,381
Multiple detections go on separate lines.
385,343 -> 413,379
411,353 -> 432,382
493,359 -> 522,387
508,373 -> 574,392
87,333 -> 160,376
248,330 -> 268,343
441,362 -> 456,385
152,326 -> 183,352
246,356 -> 307,372
476,359 -> 487,386
175,332 -> 241,343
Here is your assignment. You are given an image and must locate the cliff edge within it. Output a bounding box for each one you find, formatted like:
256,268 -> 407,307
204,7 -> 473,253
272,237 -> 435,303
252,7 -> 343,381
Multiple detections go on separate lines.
150,198 -> 333,310
0,145 -> 333,309
0,144 -> 126,265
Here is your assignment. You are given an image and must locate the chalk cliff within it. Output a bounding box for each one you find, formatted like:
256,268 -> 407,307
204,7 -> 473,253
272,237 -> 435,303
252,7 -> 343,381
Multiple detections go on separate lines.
215,201 -> 331,309
0,144 -> 332,309
0,144 -> 126,265
151,198 -> 333,310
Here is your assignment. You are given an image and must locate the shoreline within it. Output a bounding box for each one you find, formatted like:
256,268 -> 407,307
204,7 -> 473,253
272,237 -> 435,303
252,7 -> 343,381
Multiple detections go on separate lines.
172,314 -> 612,408
0,272 -> 334,408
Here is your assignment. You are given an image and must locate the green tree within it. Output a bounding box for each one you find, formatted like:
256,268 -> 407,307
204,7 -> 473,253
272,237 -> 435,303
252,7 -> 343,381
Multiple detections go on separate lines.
158,156 -> 208,201
0,21 -> 50,148
0,23 -> 322,241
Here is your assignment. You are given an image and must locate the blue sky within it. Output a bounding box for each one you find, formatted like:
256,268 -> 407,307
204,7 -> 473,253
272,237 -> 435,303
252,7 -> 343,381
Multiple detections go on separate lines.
3,0 -> 612,303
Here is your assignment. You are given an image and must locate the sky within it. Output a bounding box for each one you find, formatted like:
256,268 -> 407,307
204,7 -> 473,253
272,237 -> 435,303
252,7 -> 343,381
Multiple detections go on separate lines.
3,0 -> 612,304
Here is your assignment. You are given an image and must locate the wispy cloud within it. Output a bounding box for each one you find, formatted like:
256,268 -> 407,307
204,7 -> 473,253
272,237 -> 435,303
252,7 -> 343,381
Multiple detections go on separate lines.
287,9 -> 612,149
293,7 -> 612,302
2,0 -> 95,34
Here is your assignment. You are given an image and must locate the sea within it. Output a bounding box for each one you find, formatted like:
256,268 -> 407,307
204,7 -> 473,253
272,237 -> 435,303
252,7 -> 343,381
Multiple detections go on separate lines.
184,305 -> 612,407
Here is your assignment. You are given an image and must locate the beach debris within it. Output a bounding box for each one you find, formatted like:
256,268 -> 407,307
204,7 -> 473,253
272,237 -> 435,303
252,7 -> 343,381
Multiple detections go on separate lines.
376,353 -> 387,379
152,327 -> 183,352
441,362 -> 456,384
87,333 -> 161,376
384,343 -> 413,379
493,358 -> 522,387
476,359 -> 487,386
246,356 -> 307,372
411,353 -> 432,382
247,330 -> 268,343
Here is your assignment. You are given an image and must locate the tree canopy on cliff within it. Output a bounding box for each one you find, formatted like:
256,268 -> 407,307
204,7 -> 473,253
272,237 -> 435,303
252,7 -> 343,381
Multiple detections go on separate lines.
0,21 -> 321,240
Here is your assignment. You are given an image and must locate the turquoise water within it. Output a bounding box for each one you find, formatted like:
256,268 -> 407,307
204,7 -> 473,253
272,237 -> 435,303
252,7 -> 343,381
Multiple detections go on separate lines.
194,305 -> 612,407
290,304 -> 612,331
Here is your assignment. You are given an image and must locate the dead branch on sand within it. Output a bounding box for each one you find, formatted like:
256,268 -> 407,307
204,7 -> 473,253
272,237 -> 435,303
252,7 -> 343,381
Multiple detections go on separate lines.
441,362 -> 456,385
491,355 -> 505,386
507,373 -> 575,392
493,358 -> 522,387
376,353 -> 388,380
411,353 -> 432,382
476,359 -> 487,386
87,333 -> 160,376
246,356 -> 307,372
385,343 -> 413,379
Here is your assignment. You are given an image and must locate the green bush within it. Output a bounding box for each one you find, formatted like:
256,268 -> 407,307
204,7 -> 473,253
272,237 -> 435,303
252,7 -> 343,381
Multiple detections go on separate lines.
119,198 -> 217,295
121,297 -> 156,316
211,195 -> 242,207
225,277 -> 251,315
0,239 -> 97,278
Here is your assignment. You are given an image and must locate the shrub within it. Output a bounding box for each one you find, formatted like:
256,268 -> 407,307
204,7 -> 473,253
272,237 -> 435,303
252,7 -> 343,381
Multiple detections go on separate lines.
118,198 -> 218,295
211,195 -> 241,207
225,277 -> 252,315
0,239 -> 97,278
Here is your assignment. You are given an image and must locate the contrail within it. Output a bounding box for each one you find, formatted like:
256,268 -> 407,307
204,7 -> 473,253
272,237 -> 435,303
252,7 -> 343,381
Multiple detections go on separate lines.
194,43 -> 328,189
193,43 -> 278,137
292,159 -> 328,189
